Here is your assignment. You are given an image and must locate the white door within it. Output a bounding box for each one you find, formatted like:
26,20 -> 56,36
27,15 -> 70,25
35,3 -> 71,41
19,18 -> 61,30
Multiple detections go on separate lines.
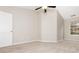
0,11 -> 12,47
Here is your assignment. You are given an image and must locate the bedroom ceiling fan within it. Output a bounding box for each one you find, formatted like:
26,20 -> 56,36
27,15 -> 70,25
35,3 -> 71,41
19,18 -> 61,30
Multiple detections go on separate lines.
35,6 -> 56,13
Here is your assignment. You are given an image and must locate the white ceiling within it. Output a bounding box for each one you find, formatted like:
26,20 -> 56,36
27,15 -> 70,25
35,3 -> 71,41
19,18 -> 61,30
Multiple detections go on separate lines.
56,6 -> 79,20
18,6 -> 40,10
18,6 -> 79,20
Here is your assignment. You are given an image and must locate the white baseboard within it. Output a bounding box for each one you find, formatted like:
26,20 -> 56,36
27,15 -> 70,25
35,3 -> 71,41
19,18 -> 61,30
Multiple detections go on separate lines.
64,39 -> 79,42
13,39 -> 58,46
13,40 -> 35,45
40,40 -> 57,42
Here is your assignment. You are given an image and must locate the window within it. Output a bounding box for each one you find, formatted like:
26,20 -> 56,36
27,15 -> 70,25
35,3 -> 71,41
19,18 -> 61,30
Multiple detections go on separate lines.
71,23 -> 79,34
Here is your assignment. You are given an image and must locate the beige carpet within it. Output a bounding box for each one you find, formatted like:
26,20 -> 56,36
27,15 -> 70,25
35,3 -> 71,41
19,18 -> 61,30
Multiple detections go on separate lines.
0,40 -> 79,53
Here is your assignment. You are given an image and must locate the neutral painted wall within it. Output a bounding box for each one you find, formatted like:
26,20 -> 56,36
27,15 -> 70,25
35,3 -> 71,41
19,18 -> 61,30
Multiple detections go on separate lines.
0,7 -> 64,45
36,9 -> 64,42
40,9 -> 57,42
64,16 -> 79,41
57,10 -> 64,41
0,6 -> 38,45
32,11 -> 41,41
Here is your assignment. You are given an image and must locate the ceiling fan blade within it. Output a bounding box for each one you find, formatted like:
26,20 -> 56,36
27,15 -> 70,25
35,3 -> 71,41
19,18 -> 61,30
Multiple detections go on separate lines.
35,7 -> 42,10
48,6 -> 56,8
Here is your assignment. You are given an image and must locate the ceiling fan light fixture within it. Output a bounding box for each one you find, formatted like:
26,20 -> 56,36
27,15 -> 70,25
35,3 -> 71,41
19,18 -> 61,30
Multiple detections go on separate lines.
42,6 -> 47,9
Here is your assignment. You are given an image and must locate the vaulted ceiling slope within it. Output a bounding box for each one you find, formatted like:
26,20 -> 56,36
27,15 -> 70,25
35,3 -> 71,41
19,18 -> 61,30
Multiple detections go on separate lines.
18,6 -> 79,20
57,6 -> 79,20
